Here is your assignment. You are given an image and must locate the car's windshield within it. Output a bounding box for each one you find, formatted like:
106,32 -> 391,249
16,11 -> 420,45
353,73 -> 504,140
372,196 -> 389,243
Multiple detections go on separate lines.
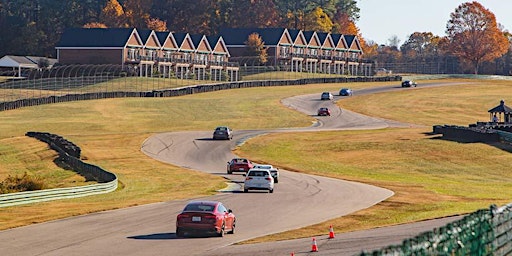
248,171 -> 269,177
184,203 -> 215,212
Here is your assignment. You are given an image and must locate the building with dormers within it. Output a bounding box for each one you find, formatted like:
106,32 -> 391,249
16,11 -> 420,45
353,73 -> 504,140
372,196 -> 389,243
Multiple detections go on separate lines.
56,28 -> 239,81
55,27 -> 372,80
219,27 -> 372,76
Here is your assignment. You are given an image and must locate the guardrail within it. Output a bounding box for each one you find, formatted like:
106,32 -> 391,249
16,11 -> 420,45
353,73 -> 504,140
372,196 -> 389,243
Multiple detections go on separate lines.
0,132 -> 118,208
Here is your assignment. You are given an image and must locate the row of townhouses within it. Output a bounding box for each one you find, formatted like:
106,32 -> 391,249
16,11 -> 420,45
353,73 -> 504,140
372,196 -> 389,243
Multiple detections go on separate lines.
55,27 -> 370,82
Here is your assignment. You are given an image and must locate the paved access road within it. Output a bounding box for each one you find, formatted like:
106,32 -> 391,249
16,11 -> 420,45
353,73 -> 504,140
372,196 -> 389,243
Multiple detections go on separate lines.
0,82 -> 463,256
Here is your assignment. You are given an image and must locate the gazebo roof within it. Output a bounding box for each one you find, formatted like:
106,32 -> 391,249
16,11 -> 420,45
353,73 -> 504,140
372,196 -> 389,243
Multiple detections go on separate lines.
488,100 -> 512,113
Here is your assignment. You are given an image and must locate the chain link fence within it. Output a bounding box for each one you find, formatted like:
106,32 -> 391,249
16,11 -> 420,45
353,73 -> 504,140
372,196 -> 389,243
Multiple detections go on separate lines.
359,204 -> 512,256
0,63 -> 382,104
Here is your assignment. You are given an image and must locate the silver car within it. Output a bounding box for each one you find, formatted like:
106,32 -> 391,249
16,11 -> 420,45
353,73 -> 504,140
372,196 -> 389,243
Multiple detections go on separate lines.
321,92 -> 333,100
244,169 -> 274,193
213,126 -> 233,140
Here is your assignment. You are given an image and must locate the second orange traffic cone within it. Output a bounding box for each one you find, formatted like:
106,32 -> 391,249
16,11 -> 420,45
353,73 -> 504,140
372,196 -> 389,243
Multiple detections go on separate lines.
311,237 -> 319,252
329,225 -> 335,239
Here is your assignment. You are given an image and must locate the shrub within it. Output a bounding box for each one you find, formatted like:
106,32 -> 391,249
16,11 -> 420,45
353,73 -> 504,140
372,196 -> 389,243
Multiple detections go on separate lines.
0,173 -> 46,194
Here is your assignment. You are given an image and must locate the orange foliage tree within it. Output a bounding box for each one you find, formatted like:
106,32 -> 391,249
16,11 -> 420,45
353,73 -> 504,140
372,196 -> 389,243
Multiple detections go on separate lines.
333,12 -> 372,56
245,33 -> 268,65
446,1 -> 509,74
146,18 -> 167,31
83,22 -> 108,28
100,0 -> 126,27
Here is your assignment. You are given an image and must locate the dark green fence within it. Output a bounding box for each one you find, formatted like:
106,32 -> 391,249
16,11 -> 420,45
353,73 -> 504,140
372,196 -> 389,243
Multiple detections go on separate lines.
360,204 -> 512,255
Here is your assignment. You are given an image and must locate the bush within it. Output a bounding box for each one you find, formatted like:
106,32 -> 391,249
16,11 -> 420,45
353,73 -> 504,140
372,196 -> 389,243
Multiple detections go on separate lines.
0,172 -> 46,194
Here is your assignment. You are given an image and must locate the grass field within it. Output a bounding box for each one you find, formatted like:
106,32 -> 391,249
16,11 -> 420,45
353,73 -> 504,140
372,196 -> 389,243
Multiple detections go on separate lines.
1,78 -> 512,244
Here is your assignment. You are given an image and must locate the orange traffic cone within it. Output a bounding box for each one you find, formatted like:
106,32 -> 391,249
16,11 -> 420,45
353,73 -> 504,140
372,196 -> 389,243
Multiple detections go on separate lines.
311,237 -> 319,252
329,225 -> 335,239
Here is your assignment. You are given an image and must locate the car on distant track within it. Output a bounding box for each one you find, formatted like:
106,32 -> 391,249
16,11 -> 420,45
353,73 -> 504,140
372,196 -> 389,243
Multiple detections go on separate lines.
320,92 -> 334,100
339,88 -> 353,96
176,200 -> 236,237
227,158 -> 254,174
213,126 -> 233,140
317,107 -> 331,116
244,169 -> 274,193
401,80 -> 417,87
252,164 -> 279,183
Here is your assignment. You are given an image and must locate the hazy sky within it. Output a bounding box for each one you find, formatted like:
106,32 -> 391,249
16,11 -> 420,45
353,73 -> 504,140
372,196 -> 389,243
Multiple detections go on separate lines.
356,0 -> 511,46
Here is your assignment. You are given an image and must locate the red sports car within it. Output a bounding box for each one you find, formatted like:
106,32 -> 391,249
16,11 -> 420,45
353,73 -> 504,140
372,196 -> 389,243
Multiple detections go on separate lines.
317,107 -> 331,116
227,158 -> 254,174
176,201 -> 236,237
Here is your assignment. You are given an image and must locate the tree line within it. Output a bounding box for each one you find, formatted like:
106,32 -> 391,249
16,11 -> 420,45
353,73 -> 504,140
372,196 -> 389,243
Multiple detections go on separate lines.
0,0 -> 362,56
0,0 -> 510,74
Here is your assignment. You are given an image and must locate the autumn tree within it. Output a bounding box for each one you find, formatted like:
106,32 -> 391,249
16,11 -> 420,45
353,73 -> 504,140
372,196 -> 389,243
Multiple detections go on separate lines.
226,0 -> 280,28
303,7 -> 333,32
83,22 -> 108,28
446,1 -> 509,74
401,32 -> 445,61
100,0 -> 125,27
245,33 -> 268,65
146,18 -> 167,31
123,0 -> 152,28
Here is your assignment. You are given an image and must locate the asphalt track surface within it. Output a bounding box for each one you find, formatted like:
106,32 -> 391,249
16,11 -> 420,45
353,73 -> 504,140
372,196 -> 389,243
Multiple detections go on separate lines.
0,82 -> 464,256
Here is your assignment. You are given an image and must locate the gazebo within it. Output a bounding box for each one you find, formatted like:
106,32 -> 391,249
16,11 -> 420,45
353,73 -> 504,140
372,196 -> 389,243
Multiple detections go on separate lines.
488,100 -> 512,123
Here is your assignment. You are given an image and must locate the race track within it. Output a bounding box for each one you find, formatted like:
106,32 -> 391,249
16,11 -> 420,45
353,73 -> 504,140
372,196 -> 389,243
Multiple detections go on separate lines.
0,82 -> 464,255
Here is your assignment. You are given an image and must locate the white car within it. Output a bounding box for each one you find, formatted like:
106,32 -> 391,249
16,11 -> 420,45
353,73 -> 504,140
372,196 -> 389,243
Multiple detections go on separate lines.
253,164 -> 279,183
244,169 -> 274,193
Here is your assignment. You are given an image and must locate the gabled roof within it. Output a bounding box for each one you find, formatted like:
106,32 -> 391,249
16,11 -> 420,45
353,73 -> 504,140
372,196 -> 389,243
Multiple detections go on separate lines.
173,32 -> 195,52
56,28 -> 139,48
0,55 -> 57,68
155,31 -> 179,50
344,35 -> 362,52
317,32 -> 335,49
331,34 -> 348,50
489,100 -> 512,113
207,35 -> 230,56
219,27 -> 288,46
344,35 -> 356,47
190,34 -> 212,53
302,31 -> 321,48
137,29 -> 161,49
287,29 -> 307,47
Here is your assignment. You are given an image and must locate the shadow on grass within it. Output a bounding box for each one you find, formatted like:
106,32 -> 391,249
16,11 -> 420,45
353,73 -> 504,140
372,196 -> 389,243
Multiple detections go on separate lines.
424,132 -> 512,154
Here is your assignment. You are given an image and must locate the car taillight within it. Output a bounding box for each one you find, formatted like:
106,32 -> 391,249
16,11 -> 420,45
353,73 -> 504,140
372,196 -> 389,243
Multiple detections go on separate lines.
245,177 -> 252,180
265,177 -> 272,181
177,214 -> 189,220
204,215 -> 216,223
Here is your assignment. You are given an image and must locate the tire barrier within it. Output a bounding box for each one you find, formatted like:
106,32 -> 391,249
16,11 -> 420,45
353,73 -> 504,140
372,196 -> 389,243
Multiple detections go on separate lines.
0,132 -> 117,207
0,76 -> 402,112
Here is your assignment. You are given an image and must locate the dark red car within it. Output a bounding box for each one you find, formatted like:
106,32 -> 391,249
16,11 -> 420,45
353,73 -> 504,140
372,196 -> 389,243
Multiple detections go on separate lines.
317,107 -> 331,116
227,158 -> 254,174
176,201 -> 236,237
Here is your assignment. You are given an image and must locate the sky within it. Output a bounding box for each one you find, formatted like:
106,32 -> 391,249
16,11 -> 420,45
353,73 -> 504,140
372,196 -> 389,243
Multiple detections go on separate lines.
356,0 -> 512,46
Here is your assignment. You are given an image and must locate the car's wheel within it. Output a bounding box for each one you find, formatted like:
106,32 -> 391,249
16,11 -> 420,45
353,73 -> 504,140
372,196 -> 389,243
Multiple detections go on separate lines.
269,188 -> 274,193
244,189 -> 248,193
176,227 -> 184,238
218,223 -> 225,237
227,170 -> 232,174
228,219 -> 236,234
274,178 -> 278,183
